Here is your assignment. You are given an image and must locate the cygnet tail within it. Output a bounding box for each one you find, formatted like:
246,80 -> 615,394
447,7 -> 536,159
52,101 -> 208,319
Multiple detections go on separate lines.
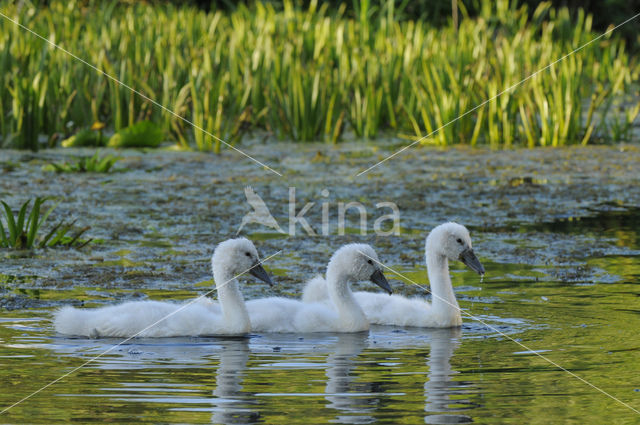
54,306 -> 94,336
301,275 -> 329,303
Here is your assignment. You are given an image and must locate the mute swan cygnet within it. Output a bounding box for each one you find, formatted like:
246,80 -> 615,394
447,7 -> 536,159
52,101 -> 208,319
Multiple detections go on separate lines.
302,222 -> 484,328
53,238 -> 273,337
246,244 -> 392,333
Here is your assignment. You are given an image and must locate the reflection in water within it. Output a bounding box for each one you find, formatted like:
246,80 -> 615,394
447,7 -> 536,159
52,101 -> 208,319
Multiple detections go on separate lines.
39,328 -> 482,423
321,328 -> 475,424
324,332 -> 374,424
424,328 -> 473,424
211,338 -> 259,425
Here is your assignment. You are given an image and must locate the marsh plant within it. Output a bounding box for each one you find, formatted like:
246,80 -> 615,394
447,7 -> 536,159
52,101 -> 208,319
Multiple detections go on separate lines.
61,122 -> 105,148
0,0 -> 638,150
60,128 -> 103,148
0,197 -> 91,249
43,151 -> 120,173
107,120 -> 164,148
61,121 -> 163,148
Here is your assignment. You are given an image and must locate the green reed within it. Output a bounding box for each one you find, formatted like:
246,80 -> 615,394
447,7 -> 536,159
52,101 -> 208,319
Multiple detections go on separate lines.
0,0 -> 637,150
0,197 -> 91,249
43,151 -> 120,173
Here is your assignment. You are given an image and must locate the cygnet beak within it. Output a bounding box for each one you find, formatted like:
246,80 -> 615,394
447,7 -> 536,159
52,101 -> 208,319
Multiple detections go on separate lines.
369,269 -> 392,295
249,262 -> 274,286
459,248 -> 485,275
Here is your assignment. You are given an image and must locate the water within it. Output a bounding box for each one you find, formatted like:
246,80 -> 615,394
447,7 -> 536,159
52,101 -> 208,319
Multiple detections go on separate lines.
1,144 -> 640,423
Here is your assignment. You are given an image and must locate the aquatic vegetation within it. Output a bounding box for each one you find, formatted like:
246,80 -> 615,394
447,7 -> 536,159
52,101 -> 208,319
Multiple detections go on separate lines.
61,120 -> 161,148
0,0 -> 637,149
0,197 -> 91,249
0,160 -> 19,172
107,121 -> 164,148
61,122 -> 106,148
43,151 -> 120,173
61,128 -> 102,148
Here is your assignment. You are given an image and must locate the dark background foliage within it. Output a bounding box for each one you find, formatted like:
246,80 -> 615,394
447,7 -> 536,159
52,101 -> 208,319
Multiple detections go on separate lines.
30,0 -> 640,46
189,0 -> 640,47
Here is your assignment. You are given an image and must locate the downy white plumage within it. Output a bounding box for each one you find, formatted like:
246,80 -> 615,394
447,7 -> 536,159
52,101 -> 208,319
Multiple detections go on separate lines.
302,223 -> 484,327
246,243 -> 391,333
53,238 -> 273,337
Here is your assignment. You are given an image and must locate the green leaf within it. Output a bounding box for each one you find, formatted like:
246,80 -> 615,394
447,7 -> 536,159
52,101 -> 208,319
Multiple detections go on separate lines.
47,222 -> 73,247
1,201 -> 18,245
26,197 -> 48,248
0,220 -> 7,247
108,121 -> 164,148
38,199 -> 59,232
39,221 -> 62,248
15,199 -> 30,244
65,225 -> 90,247
61,128 -> 102,148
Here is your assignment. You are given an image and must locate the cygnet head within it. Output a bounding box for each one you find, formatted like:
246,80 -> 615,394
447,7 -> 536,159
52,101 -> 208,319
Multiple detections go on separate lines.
327,243 -> 392,294
212,237 -> 273,286
426,222 -> 485,275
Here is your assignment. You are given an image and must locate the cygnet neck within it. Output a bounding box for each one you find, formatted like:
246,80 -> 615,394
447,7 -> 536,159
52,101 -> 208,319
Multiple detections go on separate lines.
213,266 -> 250,333
425,247 -> 460,317
326,263 -> 368,331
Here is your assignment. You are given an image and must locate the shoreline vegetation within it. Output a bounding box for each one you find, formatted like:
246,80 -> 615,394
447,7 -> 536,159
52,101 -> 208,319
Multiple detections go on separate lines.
1,0 -> 638,151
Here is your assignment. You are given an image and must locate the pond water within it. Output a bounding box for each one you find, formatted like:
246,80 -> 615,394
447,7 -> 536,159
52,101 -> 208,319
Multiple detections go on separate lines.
0,143 -> 639,423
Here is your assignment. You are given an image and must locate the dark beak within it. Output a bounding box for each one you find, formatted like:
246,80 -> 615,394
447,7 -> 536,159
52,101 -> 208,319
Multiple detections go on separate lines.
248,262 -> 274,286
369,269 -> 392,295
459,248 -> 485,275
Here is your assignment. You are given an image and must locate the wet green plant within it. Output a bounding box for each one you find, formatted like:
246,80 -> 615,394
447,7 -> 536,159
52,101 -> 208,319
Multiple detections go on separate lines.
107,120 -> 164,148
0,198 -> 91,249
1,160 -> 19,172
0,0 -> 638,148
43,151 -> 120,173
61,129 -> 102,148
61,122 -> 106,148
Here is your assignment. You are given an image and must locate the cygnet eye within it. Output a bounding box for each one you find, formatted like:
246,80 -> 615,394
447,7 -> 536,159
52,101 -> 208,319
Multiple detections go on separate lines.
367,259 -> 373,265
245,252 -> 251,257
456,238 -> 463,245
